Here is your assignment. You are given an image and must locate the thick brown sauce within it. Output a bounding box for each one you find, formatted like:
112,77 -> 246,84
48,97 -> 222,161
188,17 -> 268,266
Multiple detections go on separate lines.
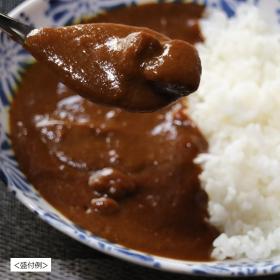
10,3 -> 219,260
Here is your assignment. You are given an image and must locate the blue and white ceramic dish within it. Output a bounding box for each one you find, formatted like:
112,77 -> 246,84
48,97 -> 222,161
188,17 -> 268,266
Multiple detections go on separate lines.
1,0 -> 280,276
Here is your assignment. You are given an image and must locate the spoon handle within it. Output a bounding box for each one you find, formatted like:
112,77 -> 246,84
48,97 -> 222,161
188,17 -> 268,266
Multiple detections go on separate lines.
0,13 -> 33,44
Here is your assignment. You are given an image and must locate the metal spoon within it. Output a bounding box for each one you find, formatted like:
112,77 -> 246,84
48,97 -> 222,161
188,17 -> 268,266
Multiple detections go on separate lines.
0,12 -> 198,110
0,13 -> 33,44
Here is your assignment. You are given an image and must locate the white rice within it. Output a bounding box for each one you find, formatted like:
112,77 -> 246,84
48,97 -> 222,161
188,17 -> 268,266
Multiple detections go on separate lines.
188,4 -> 280,260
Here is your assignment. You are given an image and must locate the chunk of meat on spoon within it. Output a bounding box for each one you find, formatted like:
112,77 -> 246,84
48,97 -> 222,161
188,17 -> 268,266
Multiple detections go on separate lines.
25,23 -> 201,112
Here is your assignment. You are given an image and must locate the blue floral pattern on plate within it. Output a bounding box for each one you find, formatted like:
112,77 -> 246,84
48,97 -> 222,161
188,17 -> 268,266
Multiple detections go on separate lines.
1,0 -> 280,276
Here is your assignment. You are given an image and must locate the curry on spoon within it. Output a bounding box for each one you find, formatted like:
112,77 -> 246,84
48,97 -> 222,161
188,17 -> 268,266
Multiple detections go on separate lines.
0,12 -> 201,112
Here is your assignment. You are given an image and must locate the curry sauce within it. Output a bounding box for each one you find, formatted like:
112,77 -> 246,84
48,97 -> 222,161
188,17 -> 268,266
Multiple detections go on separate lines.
10,3 -> 219,260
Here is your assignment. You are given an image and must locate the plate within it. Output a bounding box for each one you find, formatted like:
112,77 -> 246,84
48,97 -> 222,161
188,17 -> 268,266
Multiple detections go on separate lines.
1,0 -> 280,276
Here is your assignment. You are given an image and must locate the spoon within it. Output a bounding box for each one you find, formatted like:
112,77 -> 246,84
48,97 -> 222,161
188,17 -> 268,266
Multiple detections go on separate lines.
0,12 -> 201,112
0,13 -> 33,44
